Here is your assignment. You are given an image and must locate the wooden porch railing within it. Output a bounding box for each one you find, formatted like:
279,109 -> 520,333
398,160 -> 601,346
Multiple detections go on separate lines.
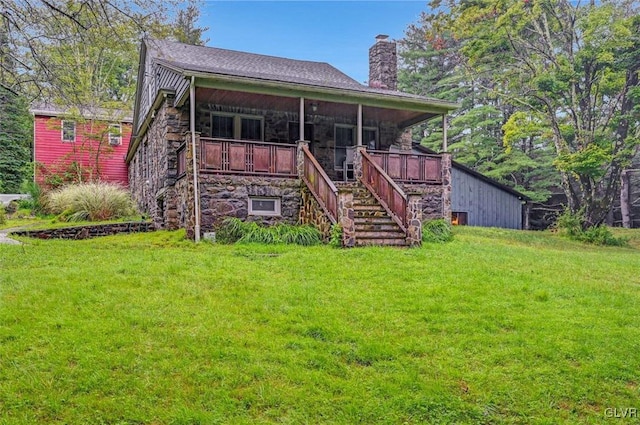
199,137 -> 297,177
301,145 -> 338,223
360,149 -> 408,231
368,150 -> 442,183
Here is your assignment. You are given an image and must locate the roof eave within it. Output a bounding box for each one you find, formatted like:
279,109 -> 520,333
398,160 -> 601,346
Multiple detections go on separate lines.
175,69 -> 459,115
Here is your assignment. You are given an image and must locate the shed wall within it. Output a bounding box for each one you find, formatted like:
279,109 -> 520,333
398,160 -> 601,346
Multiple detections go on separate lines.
451,167 -> 523,229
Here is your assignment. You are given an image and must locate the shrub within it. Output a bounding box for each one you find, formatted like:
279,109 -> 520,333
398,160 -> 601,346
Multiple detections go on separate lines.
329,223 -> 343,248
47,182 -> 137,222
20,181 -> 44,215
554,208 -> 627,246
0,205 -> 6,225
422,219 -> 454,243
216,217 -> 322,246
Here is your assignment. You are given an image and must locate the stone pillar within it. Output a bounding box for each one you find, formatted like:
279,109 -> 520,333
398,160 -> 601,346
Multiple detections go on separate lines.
397,129 -> 413,151
296,140 -> 309,179
183,132 -> 201,240
337,188 -> 355,247
368,35 -> 397,90
406,192 -> 423,247
353,146 -> 365,182
441,153 -> 452,222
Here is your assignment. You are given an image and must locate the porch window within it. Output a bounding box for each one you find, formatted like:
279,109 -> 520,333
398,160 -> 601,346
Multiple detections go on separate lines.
211,113 -> 263,141
451,212 -> 468,226
212,114 -> 234,139
62,120 -> 76,142
248,197 -> 281,216
108,124 -> 122,146
335,125 -> 354,168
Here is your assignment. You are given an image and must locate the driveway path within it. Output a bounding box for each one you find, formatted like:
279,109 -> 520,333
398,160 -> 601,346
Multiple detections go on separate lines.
0,227 -> 23,245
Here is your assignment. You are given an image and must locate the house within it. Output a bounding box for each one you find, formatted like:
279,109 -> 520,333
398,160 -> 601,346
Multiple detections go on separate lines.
30,104 -> 132,187
413,145 -> 529,229
127,36 -> 462,246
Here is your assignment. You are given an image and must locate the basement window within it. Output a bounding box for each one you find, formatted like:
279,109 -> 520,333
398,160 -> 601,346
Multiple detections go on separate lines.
451,212 -> 468,226
248,197 -> 281,216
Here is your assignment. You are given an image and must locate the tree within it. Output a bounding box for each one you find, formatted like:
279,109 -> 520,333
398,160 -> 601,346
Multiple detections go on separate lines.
0,1 -> 208,185
398,5 -> 559,204
446,0 -> 640,227
0,87 -> 31,193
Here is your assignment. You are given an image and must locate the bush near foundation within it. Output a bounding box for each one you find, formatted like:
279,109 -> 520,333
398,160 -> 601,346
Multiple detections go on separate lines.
47,182 -> 137,222
422,218 -> 454,243
217,217 -> 322,246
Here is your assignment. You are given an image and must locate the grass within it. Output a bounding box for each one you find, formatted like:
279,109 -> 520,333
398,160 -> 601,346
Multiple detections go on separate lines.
0,227 -> 639,424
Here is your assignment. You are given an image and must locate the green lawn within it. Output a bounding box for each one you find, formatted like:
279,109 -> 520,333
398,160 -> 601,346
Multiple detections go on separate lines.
0,228 -> 639,424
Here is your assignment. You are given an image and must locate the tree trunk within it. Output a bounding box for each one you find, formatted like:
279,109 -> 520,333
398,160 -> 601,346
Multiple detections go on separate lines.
621,170 -> 631,228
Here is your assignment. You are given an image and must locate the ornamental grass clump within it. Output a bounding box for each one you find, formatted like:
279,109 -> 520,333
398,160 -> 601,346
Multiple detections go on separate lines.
47,182 -> 137,222
422,218 -> 454,243
217,217 -> 321,246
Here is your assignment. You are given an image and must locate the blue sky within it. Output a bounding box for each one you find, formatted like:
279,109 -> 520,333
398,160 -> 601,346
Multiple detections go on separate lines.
199,1 -> 428,84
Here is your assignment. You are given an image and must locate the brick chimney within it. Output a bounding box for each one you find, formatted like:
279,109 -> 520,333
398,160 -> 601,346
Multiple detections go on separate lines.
368,34 -> 397,90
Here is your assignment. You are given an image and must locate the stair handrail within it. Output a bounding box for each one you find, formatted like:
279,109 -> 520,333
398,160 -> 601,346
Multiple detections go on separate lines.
301,145 -> 338,223
359,149 -> 408,232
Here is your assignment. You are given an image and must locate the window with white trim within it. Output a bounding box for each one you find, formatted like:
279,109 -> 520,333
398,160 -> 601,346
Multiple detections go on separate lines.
211,113 -> 263,141
62,120 -> 76,142
108,124 -> 122,146
248,197 -> 281,216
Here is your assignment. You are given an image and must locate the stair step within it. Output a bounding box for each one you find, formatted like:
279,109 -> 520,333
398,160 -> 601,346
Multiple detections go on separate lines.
354,216 -> 395,224
354,204 -> 384,211
355,223 -> 401,232
356,238 -> 407,247
356,230 -> 406,239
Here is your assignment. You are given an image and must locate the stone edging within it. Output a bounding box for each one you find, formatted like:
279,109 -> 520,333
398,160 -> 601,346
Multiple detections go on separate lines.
9,222 -> 155,240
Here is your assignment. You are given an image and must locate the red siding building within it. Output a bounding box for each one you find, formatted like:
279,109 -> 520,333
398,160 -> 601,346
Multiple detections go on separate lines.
31,105 -> 132,187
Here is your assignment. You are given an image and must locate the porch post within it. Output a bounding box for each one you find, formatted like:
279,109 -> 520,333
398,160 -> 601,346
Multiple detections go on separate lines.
442,114 -> 448,152
190,76 -> 200,242
357,104 -> 363,146
299,97 -> 305,141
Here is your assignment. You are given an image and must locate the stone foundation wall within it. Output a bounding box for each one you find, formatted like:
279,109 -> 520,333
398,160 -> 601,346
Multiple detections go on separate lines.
198,174 -> 302,232
401,184 -> 445,222
299,187 -> 333,240
128,96 -> 189,230
11,222 -> 154,240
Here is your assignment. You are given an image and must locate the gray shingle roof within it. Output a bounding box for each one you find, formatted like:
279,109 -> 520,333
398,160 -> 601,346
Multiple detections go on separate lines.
144,38 -> 447,103
147,38 -> 364,91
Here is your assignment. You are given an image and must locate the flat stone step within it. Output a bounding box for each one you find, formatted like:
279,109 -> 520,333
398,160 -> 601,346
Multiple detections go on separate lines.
356,230 -> 406,239
354,203 -> 384,210
356,238 -> 407,247
355,223 -> 401,232
354,211 -> 389,220
354,216 -> 395,224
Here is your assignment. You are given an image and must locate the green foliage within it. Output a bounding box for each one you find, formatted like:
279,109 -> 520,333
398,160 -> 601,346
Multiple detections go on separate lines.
403,0 -> 640,224
0,88 -> 32,193
422,218 -> 453,243
329,223 -> 343,248
46,182 -> 137,222
554,208 -> 628,246
0,205 -> 6,225
217,217 -> 322,246
19,181 -> 44,215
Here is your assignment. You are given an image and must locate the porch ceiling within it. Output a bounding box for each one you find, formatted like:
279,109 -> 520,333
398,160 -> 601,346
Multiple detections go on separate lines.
194,87 -> 439,128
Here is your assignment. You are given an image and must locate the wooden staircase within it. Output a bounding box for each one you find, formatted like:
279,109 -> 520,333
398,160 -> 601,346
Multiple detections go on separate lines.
337,182 -> 407,247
